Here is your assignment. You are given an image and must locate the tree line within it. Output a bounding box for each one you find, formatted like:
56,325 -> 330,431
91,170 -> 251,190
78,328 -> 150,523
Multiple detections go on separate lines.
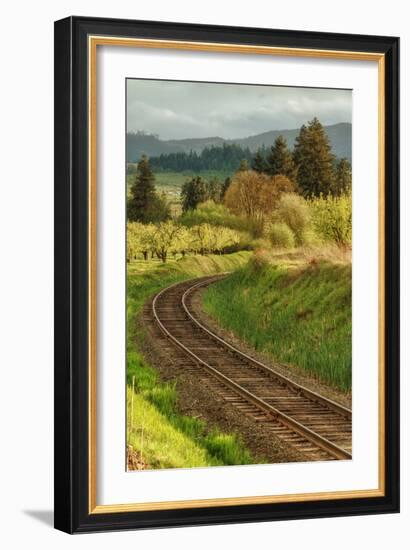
251,118 -> 351,197
126,117 -> 352,256
148,143 -> 253,172
143,118 -> 351,198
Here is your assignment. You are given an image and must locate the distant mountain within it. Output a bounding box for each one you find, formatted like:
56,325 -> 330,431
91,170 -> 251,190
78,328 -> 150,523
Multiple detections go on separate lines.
233,123 -> 352,160
167,136 -> 225,151
126,133 -> 226,161
126,123 -> 352,163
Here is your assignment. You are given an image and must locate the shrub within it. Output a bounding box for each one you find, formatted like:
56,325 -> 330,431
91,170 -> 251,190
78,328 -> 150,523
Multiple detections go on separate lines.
268,222 -> 295,249
252,249 -> 271,271
300,228 -> 323,247
309,193 -> 352,246
273,193 -> 311,245
179,200 -> 255,235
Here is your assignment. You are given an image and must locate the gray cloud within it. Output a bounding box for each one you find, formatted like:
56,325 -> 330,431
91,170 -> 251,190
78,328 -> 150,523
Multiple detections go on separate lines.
127,79 -> 351,139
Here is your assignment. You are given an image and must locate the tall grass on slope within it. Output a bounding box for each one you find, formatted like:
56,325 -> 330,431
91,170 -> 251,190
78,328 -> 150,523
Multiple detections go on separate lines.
127,251 -> 254,469
127,357 -> 253,469
202,255 -> 352,391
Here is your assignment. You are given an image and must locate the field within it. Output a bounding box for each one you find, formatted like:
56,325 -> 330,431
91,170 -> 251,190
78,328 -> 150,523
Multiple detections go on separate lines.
127,169 -> 232,215
127,251 -> 254,469
202,248 -> 352,392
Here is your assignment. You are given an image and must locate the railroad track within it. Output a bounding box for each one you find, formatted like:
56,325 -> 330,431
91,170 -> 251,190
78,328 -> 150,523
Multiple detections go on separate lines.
152,274 -> 352,462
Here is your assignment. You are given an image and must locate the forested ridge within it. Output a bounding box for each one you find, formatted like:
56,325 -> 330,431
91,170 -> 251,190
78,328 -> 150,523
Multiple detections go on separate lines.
126,122 -> 352,165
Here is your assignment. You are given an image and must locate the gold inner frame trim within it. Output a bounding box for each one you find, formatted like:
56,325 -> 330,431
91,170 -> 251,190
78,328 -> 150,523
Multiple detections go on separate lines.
88,35 -> 386,514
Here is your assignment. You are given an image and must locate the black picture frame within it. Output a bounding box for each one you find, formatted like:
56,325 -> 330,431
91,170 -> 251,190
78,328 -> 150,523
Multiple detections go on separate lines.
54,15 -> 400,533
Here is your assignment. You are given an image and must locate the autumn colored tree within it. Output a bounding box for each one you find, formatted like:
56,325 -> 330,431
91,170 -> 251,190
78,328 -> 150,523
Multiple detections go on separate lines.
270,174 -> 296,198
224,170 -> 294,236
293,118 -> 336,197
266,135 -> 296,181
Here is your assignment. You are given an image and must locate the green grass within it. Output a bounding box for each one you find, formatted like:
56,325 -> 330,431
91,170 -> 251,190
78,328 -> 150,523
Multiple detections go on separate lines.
202,254 -> 352,391
127,368 -> 253,469
127,251 -> 254,469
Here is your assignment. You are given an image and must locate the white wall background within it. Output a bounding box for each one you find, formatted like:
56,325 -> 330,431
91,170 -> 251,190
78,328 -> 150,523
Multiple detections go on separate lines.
0,0 -> 407,547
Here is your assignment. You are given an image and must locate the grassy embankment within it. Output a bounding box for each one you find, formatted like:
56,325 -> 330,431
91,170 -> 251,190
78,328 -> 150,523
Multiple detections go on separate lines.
127,251 -> 254,469
202,248 -> 352,392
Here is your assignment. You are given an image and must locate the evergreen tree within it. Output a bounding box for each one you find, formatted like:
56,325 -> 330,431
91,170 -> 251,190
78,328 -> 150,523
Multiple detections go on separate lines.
127,155 -> 157,222
293,118 -> 336,197
181,176 -> 208,212
149,143 -> 254,172
333,158 -> 352,196
207,177 -> 223,203
252,149 -> 267,173
266,135 -> 296,181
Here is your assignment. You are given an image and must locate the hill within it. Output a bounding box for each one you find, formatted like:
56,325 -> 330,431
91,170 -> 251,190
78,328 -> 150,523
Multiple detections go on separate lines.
126,123 -> 352,163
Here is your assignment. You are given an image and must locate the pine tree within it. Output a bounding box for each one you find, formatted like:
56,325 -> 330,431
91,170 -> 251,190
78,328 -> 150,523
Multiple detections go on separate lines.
181,176 -> 208,212
252,149 -> 267,173
266,135 -> 296,181
333,158 -> 352,196
127,155 -> 157,222
293,118 -> 336,197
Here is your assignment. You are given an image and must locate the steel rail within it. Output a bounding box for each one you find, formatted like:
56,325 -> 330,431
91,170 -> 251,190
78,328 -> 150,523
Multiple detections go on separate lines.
182,277 -> 352,420
152,276 -> 352,461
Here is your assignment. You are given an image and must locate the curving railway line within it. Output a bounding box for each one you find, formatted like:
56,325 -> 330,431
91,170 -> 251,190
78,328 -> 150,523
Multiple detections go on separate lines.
152,274 -> 352,462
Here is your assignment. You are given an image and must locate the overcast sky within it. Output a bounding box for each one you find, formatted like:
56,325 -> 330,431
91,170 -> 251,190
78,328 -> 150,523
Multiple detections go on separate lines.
127,79 -> 351,140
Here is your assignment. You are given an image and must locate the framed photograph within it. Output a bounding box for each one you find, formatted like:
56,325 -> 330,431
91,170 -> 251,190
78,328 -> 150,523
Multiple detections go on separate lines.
54,16 -> 399,533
